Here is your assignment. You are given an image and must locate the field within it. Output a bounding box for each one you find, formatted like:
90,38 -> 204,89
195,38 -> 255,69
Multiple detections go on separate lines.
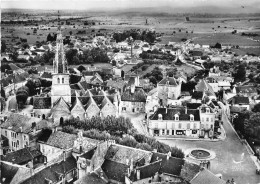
2,12 -> 260,48
231,48 -> 260,56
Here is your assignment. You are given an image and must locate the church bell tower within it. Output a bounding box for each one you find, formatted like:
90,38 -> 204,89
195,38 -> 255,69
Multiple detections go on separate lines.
51,11 -> 71,106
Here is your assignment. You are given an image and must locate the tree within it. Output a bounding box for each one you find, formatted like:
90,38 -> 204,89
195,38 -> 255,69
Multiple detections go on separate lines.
16,86 -> 29,109
252,103 -> 260,113
1,40 -> 7,53
66,49 -> 78,65
77,65 -> 86,72
233,64 -> 246,82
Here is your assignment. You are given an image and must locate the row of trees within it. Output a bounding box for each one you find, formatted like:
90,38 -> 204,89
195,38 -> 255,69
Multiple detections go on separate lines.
62,116 -> 184,158
233,110 -> 260,156
65,48 -> 110,65
139,49 -> 176,61
143,67 -> 163,85
113,29 -> 156,43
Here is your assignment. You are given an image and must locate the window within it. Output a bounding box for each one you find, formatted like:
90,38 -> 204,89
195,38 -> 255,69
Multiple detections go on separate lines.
211,124 -> 213,129
5,131 -> 7,136
57,78 -> 60,83
172,130 -> 175,135
206,124 -> 209,129
187,123 -> 190,129
206,108 -> 210,113
158,114 -> 163,121
162,129 -> 165,135
190,115 -> 194,121
17,140 -> 19,147
211,118 -> 214,122
194,123 -> 197,129
206,118 -> 209,122
201,124 -> 204,129
62,78 -> 64,83
175,114 -> 179,121
167,130 -> 170,135
178,123 -> 182,129
24,135 -> 26,140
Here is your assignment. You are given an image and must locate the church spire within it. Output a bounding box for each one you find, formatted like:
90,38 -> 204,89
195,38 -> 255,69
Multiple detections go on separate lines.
53,10 -> 68,74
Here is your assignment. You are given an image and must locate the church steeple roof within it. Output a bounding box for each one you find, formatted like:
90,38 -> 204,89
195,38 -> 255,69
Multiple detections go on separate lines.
53,10 -> 68,74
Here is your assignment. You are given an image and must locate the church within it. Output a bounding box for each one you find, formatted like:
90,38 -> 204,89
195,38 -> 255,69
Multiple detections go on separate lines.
32,18 -> 119,124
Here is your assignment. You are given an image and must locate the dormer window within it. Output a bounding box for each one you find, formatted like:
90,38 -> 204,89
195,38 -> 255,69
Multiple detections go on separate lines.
175,114 -> 179,121
206,108 -> 210,113
158,114 -> 163,120
190,114 -> 194,121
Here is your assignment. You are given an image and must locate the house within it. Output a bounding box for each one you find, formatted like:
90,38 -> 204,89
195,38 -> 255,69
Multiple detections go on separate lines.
233,85 -> 258,100
195,79 -> 216,101
157,76 -> 182,106
190,167 -> 226,184
39,131 -> 99,163
229,95 -> 250,111
83,72 -> 103,85
1,146 -> 43,166
120,85 -> 146,113
1,113 -> 41,152
20,156 -> 77,184
148,105 -> 215,138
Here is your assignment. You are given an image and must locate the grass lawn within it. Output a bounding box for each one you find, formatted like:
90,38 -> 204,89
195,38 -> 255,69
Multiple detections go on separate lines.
231,48 -> 260,56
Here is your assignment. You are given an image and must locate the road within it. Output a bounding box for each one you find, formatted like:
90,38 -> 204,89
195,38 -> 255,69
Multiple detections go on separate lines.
158,105 -> 260,184
121,112 -> 148,135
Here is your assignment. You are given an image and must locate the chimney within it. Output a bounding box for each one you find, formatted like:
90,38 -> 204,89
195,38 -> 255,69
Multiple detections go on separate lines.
185,106 -> 187,114
63,150 -> 66,161
136,169 -> 141,180
130,158 -> 134,171
167,151 -> 171,160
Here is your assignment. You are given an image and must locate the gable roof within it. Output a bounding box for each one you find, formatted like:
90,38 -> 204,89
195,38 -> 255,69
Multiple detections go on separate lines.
105,144 -> 152,165
52,97 -> 70,110
46,131 -> 77,149
1,113 -> 38,134
190,168 -> 225,184
33,97 -> 51,109
195,79 -> 215,97
1,147 -> 42,165
71,97 -> 85,111
21,156 -> 77,184
150,152 -> 185,176
40,72 -> 52,79
191,91 -> 204,100
233,96 -> 249,104
1,162 -> 20,184
158,77 -> 178,86
121,87 -> 146,102
235,85 -> 257,94
75,172 -> 107,184
101,159 -> 128,182
150,107 -> 200,121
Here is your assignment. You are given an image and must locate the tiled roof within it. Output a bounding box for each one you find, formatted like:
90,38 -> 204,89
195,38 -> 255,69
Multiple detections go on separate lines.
1,162 -> 20,184
101,159 -> 129,182
180,162 -> 201,182
190,168 -> 226,184
195,79 -> 215,97
230,106 -> 247,113
150,152 -> 185,176
233,96 -> 249,104
21,156 -> 77,184
33,97 -> 51,109
187,103 -> 201,109
130,160 -> 162,181
236,85 -> 257,94
70,83 -> 81,90
75,172 -> 107,184
121,87 -> 146,102
40,72 -> 52,79
150,107 -> 200,121
191,91 -> 203,100
158,77 -> 178,86
46,131 -> 77,149
2,146 -> 42,165
1,113 -> 38,134
106,79 -> 125,89
105,144 -> 152,165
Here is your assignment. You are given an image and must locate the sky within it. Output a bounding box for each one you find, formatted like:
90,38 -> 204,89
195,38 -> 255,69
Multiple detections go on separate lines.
1,0 -> 260,11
